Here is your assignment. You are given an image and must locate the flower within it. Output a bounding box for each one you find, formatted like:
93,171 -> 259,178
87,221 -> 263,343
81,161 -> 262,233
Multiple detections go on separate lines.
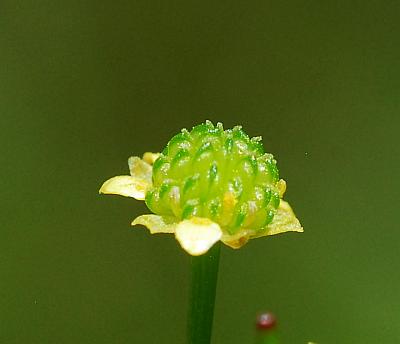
99,121 -> 303,256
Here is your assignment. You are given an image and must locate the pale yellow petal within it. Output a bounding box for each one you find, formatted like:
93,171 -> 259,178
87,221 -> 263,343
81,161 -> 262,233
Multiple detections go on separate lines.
221,200 -> 302,249
142,152 -> 161,165
265,200 -> 303,236
175,217 -> 222,256
99,175 -> 150,200
131,214 -> 177,234
221,230 -> 253,249
128,156 -> 152,182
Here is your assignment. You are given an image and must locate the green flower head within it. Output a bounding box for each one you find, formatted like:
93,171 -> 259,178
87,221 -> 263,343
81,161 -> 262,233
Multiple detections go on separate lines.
100,121 -> 302,255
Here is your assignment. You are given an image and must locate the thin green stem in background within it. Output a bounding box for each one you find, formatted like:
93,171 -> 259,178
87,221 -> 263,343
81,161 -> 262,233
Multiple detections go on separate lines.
255,330 -> 280,344
188,242 -> 221,344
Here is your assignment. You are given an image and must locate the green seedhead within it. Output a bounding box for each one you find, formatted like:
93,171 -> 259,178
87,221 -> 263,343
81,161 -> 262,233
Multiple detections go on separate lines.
146,121 -> 283,235
100,120 -> 302,255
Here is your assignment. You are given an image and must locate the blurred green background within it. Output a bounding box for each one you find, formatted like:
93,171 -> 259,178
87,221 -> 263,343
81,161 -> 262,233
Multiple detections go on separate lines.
1,1 -> 399,343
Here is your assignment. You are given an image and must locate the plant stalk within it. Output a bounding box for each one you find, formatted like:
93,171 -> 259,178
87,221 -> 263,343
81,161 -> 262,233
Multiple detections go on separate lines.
188,242 -> 221,344
255,331 -> 280,344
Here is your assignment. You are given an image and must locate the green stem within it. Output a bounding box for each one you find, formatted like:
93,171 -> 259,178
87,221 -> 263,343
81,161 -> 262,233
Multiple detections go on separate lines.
255,331 -> 280,344
188,242 -> 221,344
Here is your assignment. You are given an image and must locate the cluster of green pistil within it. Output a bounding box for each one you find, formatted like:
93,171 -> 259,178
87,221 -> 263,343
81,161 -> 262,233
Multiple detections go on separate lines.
145,121 -> 282,235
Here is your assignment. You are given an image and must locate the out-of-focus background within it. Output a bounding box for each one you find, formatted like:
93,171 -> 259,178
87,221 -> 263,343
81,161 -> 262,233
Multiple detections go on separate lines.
1,1 -> 399,343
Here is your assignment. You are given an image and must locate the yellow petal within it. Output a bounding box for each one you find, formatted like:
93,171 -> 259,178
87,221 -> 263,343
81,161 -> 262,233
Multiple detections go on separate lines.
265,200 -> 303,236
221,230 -> 253,249
175,217 -> 222,256
128,156 -> 152,182
99,175 -> 150,200
142,152 -> 161,165
131,214 -> 177,234
221,200 -> 303,249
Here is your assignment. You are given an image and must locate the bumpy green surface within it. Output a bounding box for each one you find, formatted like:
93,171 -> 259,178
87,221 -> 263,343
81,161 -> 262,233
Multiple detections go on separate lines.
145,121 -> 281,234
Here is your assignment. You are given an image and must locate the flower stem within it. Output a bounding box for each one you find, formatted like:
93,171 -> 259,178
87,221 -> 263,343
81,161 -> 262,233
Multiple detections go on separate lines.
188,242 -> 221,344
255,331 -> 280,344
